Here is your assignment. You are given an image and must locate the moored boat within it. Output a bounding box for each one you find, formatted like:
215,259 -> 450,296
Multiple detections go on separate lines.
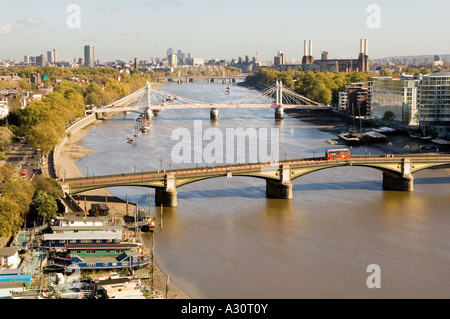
431,138 -> 450,149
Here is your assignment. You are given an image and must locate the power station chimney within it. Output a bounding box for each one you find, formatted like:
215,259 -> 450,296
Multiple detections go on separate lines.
304,40 -> 307,57
364,39 -> 368,56
309,40 -> 313,57
360,39 -> 364,54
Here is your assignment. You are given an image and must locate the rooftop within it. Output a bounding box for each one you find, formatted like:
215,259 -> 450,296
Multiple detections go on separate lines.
423,72 -> 450,77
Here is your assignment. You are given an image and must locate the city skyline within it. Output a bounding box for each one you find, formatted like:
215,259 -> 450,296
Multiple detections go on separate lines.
0,0 -> 449,62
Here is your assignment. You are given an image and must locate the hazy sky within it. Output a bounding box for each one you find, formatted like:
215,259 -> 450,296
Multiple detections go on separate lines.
0,0 -> 448,62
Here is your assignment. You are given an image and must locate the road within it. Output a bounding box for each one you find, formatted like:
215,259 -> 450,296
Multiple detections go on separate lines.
4,141 -> 41,178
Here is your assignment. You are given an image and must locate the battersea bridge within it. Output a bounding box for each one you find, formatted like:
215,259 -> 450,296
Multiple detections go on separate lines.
62,154 -> 450,207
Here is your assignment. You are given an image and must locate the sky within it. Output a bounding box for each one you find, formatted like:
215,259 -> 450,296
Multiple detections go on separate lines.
0,0 -> 449,62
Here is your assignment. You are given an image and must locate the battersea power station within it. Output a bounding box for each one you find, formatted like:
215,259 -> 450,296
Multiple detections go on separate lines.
274,39 -> 370,73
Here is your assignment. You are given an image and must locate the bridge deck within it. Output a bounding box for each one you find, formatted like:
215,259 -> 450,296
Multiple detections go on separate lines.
95,104 -> 329,113
63,154 -> 450,192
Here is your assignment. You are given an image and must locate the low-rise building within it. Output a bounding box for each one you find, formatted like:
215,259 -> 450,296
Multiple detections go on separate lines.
0,281 -> 27,299
0,247 -> 21,269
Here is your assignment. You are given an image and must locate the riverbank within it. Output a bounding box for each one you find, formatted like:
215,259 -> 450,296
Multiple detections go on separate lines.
56,118 -> 190,299
52,85 -> 191,298
285,108 -> 450,175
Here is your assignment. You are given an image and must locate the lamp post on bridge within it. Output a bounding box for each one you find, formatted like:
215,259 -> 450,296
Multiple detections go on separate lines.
158,156 -> 164,171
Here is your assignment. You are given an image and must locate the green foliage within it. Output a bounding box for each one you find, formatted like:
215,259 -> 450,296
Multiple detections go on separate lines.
0,164 -> 35,237
382,111 -> 395,122
250,69 -> 374,106
31,190 -> 58,224
0,126 -> 14,151
33,175 -> 63,200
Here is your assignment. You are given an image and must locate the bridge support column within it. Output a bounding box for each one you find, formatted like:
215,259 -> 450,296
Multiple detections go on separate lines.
155,174 -> 178,207
275,107 -> 284,119
382,159 -> 414,192
210,108 -> 219,121
266,164 -> 292,199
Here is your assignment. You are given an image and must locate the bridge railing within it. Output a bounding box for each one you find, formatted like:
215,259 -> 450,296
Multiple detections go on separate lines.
63,154 -> 450,186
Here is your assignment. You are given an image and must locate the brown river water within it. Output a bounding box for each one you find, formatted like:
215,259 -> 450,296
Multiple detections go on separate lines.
76,81 -> 450,298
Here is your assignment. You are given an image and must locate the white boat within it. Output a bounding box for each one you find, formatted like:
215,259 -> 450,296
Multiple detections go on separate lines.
431,139 -> 450,149
373,127 -> 397,134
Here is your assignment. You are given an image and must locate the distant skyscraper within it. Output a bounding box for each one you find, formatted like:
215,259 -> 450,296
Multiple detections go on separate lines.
53,49 -> 58,63
321,51 -> 329,61
168,54 -> 178,67
84,45 -> 95,67
24,55 -> 30,63
35,55 -> 45,67
47,50 -> 56,64
167,47 -> 174,58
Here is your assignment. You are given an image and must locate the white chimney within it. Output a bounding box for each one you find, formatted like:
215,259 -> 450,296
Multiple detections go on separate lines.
309,40 -> 312,57
360,39 -> 364,54
364,39 -> 368,56
304,40 -> 307,56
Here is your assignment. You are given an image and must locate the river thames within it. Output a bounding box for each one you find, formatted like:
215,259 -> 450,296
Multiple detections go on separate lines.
76,80 -> 450,298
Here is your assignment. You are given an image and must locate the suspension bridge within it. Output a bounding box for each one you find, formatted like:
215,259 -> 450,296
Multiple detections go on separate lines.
94,81 -> 327,120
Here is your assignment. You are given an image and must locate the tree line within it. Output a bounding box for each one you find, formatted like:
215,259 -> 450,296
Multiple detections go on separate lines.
4,72 -> 151,154
0,164 -> 62,240
246,68 -> 373,106
1,69 -> 153,244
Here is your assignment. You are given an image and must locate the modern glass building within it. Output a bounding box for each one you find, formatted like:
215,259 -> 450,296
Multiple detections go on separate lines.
418,72 -> 450,128
370,76 -> 419,126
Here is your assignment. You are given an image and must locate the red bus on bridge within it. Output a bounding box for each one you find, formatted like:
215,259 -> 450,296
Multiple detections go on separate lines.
325,149 -> 351,160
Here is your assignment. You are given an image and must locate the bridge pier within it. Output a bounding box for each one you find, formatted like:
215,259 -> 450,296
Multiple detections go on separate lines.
210,108 -> 219,121
265,164 -> 292,199
382,158 -> 414,192
275,107 -> 284,119
266,179 -> 293,199
155,174 -> 178,207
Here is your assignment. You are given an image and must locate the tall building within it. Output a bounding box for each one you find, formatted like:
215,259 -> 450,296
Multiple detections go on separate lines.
321,51 -> 329,61
371,76 -> 419,126
47,50 -> 58,64
24,55 -> 30,63
35,55 -> 45,67
53,49 -> 58,63
168,54 -> 177,67
167,47 -> 174,58
274,51 -> 286,66
418,72 -> 450,135
84,45 -> 95,67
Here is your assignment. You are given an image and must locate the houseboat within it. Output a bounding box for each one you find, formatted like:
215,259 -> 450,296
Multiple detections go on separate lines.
47,243 -> 149,271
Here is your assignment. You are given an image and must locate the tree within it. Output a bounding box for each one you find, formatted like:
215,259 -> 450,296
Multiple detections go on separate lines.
0,126 -> 14,150
33,175 -> 63,199
0,198 -> 21,237
382,111 -> 395,122
31,191 -> 58,224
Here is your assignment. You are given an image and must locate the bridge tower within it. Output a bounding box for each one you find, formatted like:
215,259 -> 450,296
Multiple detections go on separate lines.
275,80 -> 284,119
